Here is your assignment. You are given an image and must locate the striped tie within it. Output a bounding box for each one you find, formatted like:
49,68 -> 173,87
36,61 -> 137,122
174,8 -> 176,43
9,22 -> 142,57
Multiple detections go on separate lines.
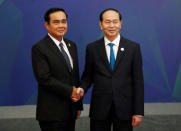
59,43 -> 72,72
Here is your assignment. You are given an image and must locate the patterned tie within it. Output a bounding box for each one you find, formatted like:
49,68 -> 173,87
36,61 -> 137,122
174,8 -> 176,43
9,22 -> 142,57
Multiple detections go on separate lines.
59,43 -> 72,72
108,43 -> 115,70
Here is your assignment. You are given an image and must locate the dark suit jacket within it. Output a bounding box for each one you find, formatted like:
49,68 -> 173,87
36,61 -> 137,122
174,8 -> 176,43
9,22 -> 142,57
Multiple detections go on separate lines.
81,36 -> 144,120
31,35 -> 83,121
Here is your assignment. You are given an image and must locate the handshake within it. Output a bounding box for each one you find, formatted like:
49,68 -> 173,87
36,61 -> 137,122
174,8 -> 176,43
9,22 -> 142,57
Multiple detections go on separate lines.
70,86 -> 84,102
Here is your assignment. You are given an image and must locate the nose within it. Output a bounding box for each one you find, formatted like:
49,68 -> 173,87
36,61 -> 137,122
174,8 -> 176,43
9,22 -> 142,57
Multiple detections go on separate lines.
109,22 -> 114,27
58,23 -> 64,27
58,22 -> 66,27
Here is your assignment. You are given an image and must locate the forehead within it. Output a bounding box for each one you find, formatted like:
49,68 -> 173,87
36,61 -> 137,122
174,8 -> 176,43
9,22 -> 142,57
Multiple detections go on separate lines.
49,11 -> 67,20
102,10 -> 120,20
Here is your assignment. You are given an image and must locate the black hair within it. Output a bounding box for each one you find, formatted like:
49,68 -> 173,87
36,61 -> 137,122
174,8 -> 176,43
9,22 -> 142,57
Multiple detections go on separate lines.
99,8 -> 122,21
44,8 -> 68,24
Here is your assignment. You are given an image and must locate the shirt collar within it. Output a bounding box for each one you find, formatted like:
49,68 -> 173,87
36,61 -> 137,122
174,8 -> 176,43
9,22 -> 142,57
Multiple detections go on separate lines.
104,34 -> 121,47
48,33 -> 66,47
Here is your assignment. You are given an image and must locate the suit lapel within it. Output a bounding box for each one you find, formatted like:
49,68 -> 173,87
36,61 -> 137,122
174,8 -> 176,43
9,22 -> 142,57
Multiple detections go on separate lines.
45,35 -> 72,73
113,37 -> 126,71
64,39 -> 76,71
98,38 -> 113,73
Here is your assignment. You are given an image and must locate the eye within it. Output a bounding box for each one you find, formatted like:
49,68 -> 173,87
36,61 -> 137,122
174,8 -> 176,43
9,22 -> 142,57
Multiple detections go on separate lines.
113,20 -> 119,24
105,21 -> 111,24
61,19 -> 67,24
52,20 -> 59,24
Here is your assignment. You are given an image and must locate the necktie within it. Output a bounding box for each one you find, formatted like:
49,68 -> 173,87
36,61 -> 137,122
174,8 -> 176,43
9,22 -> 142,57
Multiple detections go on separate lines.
108,43 -> 115,70
59,43 -> 72,72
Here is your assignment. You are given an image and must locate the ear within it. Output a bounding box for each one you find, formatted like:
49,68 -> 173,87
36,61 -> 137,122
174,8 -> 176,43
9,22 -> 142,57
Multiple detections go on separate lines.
99,21 -> 103,30
120,20 -> 123,29
44,22 -> 49,30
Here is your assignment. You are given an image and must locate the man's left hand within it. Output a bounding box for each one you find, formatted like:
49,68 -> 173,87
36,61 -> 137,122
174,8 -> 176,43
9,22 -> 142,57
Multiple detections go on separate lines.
132,115 -> 142,127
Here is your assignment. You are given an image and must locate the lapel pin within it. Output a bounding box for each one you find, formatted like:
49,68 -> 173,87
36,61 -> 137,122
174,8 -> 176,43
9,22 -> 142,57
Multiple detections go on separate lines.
120,48 -> 124,51
68,43 -> 71,47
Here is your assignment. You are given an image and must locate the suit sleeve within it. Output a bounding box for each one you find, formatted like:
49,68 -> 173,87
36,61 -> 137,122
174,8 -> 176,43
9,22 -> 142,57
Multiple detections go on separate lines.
132,44 -> 144,116
31,45 -> 73,98
81,45 -> 93,93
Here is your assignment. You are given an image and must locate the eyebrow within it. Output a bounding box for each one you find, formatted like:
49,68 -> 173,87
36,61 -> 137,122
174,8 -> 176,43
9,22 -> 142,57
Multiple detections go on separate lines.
105,18 -> 119,21
52,19 -> 67,21
52,20 -> 60,22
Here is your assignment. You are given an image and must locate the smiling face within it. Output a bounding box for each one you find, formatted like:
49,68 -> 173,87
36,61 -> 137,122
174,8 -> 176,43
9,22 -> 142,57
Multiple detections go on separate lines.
44,11 -> 67,41
99,10 -> 122,42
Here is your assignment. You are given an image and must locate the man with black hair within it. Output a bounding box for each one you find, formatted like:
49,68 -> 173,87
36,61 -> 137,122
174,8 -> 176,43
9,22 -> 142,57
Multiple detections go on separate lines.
81,8 -> 144,131
31,8 -> 83,131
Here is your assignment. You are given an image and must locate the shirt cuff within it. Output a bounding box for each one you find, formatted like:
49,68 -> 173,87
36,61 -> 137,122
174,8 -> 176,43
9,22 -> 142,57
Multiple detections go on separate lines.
133,115 -> 143,117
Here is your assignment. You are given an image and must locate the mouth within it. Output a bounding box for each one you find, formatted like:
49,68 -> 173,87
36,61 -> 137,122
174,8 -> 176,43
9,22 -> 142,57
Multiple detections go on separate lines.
57,30 -> 65,33
109,30 -> 115,33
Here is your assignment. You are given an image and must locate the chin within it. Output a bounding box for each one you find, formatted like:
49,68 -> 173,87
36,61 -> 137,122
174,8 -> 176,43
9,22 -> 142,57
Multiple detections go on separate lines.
109,34 -> 116,37
57,33 -> 64,36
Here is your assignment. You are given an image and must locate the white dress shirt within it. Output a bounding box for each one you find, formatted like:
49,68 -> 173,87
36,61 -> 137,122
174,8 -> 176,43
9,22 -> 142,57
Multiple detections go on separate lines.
104,34 -> 120,62
48,33 -> 73,69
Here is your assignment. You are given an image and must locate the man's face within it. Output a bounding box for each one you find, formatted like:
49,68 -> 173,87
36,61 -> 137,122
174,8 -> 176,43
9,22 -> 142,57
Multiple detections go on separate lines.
99,10 -> 122,41
45,11 -> 67,40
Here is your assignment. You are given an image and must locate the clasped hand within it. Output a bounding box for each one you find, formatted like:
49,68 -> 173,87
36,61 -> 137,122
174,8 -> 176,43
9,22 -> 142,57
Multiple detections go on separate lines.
70,86 -> 84,102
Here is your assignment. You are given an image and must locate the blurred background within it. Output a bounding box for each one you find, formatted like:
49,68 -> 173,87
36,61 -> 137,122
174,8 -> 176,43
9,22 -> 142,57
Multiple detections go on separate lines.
0,0 -> 181,130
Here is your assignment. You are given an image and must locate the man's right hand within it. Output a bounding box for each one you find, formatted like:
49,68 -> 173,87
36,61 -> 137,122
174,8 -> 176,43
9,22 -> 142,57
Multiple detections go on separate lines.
70,86 -> 81,102
76,88 -> 84,98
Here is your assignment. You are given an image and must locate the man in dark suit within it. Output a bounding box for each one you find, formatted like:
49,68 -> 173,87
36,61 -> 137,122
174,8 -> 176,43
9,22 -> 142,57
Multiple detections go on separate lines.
31,8 -> 83,131
80,8 -> 144,131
